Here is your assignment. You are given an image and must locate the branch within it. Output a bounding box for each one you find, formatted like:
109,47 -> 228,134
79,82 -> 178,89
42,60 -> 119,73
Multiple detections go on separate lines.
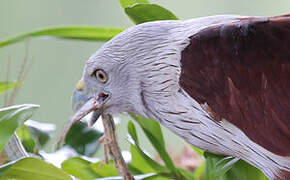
101,114 -> 134,180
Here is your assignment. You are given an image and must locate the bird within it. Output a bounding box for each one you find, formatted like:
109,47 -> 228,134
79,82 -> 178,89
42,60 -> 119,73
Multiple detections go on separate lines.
72,14 -> 290,180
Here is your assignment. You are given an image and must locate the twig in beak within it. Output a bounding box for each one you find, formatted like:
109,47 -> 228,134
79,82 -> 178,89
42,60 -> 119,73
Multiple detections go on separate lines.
101,114 -> 134,180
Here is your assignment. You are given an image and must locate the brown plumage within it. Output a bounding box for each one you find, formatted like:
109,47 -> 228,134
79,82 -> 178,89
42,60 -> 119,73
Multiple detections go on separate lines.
180,14 -> 290,163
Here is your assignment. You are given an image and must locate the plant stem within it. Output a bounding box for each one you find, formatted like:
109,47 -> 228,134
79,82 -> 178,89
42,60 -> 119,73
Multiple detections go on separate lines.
102,114 -> 134,180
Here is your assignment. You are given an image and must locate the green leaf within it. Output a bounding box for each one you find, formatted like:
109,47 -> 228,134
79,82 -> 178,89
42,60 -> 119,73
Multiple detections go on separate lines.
191,145 -> 204,156
203,152 -> 268,180
0,157 -> 71,180
128,120 -> 166,173
0,26 -> 124,48
65,121 -> 103,157
17,120 -> 55,153
0,104 -> 39,152
25,120 -> 55,148
203,152 -> 233,180
193,161 -> 205,180
0,163 -> 12,177
125,4 -> 178,24
130,143 -> 166,173
127,120 -> 138,144
130,114 -> 164,147
119,0 -> 149,8
17,125 -> 36,153
91,160 -> 119,177
130,114 -> 175,168
61,157 -> 99,180
127,164 -> 143,175
0,81 -> 22,94
226,160 -> 268,180
177,168 -> 196,180
214,157 -> 239,177
130,114 -> 181,178
129,143 -> 155,173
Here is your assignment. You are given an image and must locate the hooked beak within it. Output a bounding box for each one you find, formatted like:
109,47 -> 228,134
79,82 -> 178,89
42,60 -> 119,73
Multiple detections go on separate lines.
71,79 -> 110,127
58,79 -> 110,148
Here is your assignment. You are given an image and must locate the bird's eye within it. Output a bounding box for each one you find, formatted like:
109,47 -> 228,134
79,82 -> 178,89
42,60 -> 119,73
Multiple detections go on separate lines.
94,69 -> 108,83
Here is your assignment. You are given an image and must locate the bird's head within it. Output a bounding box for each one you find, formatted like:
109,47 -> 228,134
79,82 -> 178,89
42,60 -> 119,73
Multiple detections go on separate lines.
72,20 -> 191,125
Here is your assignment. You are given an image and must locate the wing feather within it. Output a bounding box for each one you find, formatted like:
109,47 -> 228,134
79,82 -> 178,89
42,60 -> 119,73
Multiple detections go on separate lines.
179,15 -> 290,156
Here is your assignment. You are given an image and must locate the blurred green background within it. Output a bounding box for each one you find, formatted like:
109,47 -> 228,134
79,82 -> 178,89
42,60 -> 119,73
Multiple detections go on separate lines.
0,0 -> 289,154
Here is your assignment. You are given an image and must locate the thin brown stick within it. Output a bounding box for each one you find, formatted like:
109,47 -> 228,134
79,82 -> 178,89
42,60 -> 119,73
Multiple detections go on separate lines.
101,114 -> 134,180
4,56 -> 11,107
4,40 -> 31,161
8,39 -> 30,106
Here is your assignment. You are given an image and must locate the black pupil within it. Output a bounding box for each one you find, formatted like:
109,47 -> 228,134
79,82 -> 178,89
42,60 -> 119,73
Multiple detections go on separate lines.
98,72 -> 104,80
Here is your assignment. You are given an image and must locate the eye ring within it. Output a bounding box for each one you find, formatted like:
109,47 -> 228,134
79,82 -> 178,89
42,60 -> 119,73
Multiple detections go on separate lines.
94,69 -> 108,83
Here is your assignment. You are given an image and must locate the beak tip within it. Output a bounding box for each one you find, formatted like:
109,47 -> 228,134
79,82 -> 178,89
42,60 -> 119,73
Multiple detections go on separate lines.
76,80 -> 84,91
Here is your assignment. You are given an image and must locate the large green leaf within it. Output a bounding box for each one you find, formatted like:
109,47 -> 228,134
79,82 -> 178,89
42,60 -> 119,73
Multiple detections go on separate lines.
65,121 -> 103,157
119,0 -> 149,8
0,104 -> 39,152
0,26 -> 124,48
125,4 -> 178,24
61,157 -> 99,180
0,157 -> 71,180
0,81 -> 22,94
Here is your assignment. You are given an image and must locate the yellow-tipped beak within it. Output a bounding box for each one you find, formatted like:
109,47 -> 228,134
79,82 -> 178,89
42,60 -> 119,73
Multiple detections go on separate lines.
76,79 -> 84,91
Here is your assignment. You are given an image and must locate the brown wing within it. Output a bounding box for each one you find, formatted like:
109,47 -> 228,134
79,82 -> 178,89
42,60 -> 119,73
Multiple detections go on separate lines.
179,15 -> 290,156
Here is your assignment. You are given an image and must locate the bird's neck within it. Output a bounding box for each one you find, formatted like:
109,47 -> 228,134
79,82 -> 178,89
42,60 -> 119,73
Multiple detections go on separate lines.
140,89 -> 221,152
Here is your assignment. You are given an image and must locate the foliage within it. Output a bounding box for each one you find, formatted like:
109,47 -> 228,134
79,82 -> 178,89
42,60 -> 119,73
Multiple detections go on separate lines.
0,158 -> 71,180
0,82 -> 22,94
125,4 -> 178,24
0,27 -> 124,48
0,104 -> 39,151
203,152 -> 267,180
65,121 -> 103,157
0,0 -> 269,180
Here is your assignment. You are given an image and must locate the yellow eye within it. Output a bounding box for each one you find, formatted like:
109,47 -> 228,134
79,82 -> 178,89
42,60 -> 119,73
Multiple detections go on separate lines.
94,69 -> 108,83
